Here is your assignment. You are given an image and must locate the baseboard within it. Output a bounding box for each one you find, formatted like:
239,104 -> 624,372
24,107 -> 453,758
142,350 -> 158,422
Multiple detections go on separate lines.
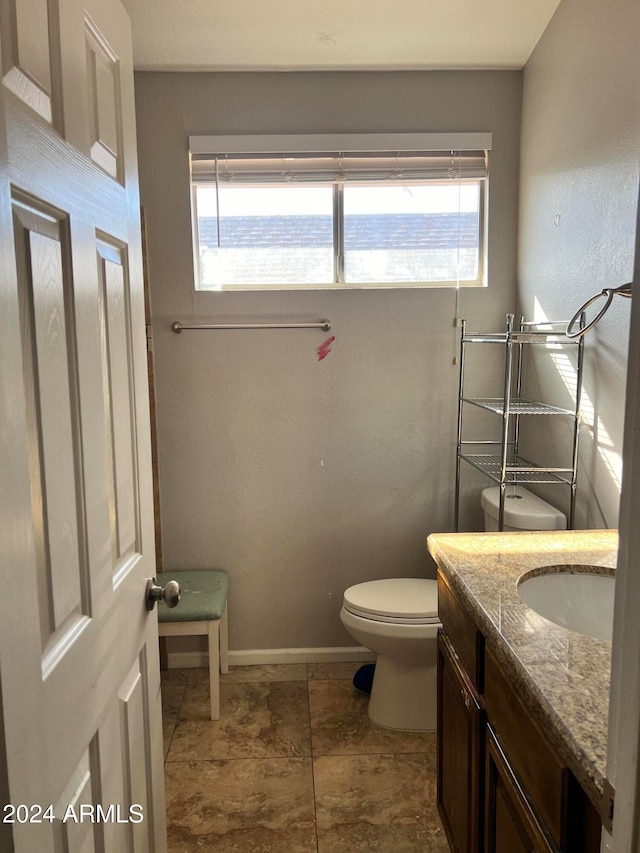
166,646 -> 373,669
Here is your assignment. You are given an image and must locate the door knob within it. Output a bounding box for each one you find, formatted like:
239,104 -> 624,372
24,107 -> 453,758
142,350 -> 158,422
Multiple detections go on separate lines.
146,578 -> 181,611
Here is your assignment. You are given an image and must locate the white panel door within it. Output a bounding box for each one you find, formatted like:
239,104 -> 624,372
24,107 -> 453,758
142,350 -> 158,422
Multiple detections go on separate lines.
0,1 -> 166,851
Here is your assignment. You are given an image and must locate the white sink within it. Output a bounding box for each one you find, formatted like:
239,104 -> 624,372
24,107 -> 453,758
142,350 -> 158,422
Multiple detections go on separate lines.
517,566 -> 615,642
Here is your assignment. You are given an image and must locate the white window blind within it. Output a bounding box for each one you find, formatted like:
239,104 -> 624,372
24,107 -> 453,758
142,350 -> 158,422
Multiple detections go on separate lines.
191,150 -> 489,185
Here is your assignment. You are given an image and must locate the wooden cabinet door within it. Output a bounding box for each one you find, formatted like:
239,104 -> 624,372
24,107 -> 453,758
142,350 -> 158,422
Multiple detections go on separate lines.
485,727 -> 558,853
437,630 -> 484,853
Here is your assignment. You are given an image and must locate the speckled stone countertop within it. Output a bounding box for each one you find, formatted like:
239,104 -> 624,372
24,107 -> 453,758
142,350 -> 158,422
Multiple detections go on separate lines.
427,529 -> 618,809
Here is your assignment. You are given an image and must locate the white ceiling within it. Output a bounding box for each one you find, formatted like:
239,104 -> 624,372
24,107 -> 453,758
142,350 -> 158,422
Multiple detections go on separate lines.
124,0 -> 562,72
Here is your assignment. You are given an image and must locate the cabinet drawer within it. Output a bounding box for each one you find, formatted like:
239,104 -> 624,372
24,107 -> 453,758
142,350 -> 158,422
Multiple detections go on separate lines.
438,571 -> 484,692
484,646 -> 565,846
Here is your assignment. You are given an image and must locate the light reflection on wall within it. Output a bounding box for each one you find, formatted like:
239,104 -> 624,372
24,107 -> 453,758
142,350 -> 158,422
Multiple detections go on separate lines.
532,297 -> 622,491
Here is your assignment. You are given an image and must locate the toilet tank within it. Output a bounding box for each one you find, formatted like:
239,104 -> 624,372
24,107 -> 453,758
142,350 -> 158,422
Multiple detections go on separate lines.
481,486 -> 567,532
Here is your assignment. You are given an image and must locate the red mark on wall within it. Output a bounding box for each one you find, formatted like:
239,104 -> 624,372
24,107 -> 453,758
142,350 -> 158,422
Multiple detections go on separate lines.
317,336 -> 336,361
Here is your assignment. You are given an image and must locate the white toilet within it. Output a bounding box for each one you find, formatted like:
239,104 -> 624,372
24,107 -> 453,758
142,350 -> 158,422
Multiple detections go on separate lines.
340,486 -> 567,733
340,577 -> 440,732
481,485 -> 567,531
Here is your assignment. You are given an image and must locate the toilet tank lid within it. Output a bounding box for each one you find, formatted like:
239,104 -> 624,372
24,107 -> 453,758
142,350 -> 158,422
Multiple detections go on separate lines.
343,578 -> 438,620
481,486 -> 567,529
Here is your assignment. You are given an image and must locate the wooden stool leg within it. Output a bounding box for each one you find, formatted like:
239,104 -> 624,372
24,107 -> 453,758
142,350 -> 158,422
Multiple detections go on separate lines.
220,605 -> 229,674
207,620 -> 220,721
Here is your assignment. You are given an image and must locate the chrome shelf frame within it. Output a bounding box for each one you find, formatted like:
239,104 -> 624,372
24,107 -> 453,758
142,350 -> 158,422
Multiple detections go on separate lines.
454,313 -> 585,531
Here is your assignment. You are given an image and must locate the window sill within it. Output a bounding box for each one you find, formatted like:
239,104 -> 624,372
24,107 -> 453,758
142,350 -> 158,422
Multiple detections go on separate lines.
195,280 -> 487,293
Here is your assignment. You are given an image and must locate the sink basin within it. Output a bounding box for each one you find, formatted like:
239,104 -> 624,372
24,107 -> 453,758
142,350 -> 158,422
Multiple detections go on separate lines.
517,566 -> 615,642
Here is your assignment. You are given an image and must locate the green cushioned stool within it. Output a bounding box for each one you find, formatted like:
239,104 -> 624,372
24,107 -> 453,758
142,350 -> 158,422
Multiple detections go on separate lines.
156,570 -> 229,720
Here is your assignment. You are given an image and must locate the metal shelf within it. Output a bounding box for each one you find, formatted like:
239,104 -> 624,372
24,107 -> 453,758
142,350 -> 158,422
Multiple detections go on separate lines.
458,454 -> 573,486
462,398 -> 573,416
454,313 -> 585,531
462,323 -> 582,346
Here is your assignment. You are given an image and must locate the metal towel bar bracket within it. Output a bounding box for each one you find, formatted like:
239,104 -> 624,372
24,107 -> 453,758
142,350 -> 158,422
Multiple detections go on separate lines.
172,319 -> 331,333
566,283 -> 632,339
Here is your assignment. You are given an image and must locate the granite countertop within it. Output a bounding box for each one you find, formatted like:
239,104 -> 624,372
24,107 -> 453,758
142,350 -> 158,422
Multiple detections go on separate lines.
427,528 -> 618,809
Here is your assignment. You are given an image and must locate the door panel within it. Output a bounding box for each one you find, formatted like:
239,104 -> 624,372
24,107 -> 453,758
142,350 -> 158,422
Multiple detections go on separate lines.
0,1 -> 166,850
0,0 -> 55,123
96,237 -> 138,573
119,656 -> 152,853
53,748 -> 98,852
12,195 -> 90,657
85,19 -> 122,181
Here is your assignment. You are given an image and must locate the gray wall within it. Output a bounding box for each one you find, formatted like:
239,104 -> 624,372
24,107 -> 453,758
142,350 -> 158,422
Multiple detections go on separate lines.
517,0 -> 640,528
134,71 -> 522,651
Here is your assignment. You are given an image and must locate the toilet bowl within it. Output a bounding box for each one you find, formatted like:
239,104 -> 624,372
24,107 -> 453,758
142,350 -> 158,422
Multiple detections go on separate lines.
339,578 -> 440,732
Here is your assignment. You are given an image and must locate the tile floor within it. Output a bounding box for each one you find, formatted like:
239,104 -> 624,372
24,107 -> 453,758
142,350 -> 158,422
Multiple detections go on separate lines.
162,662 -> 450,852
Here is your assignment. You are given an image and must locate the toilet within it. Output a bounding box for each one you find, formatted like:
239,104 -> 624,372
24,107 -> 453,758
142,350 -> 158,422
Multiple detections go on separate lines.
340,578 -> 440,732
481,485 -> 567,531
340,486 -> 567,733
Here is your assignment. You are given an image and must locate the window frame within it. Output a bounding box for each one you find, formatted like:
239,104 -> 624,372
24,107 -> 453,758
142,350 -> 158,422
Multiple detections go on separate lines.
189,132 -> 492,292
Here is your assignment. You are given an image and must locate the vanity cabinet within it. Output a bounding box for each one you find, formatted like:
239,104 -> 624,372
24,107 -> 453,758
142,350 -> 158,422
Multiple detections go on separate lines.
437,631 -> 484,853
437,571 -> 601,853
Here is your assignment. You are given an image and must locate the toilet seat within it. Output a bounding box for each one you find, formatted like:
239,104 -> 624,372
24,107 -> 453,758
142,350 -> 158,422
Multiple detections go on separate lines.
342,578 -> 439,625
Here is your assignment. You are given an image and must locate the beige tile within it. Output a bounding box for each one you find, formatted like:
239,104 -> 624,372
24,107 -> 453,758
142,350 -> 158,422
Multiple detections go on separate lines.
162,683 -> 188,720
309,679 -> 434,756
221,663 -> 308,683
163,724 -> 176,761
167,674 -> 311,761
161,668 -> 190,690
165,758 -> 317,852
162,687 -> 185,760
307,661 -> 375,681
161,670 -> 189,761
314,753 -> 449,853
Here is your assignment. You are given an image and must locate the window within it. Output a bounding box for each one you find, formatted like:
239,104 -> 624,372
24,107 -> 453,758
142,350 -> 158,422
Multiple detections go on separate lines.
190,134 -> 490,291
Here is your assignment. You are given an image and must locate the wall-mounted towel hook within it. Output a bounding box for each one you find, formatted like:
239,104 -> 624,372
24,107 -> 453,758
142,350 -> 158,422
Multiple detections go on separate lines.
566,283 -> 632,339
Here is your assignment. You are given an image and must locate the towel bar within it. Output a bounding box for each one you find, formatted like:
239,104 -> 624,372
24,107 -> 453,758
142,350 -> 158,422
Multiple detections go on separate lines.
172,319 -> 331,333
